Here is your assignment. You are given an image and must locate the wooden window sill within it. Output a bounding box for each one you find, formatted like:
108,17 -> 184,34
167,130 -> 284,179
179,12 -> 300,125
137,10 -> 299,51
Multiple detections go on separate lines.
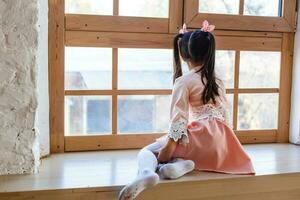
1,144 -> 300,199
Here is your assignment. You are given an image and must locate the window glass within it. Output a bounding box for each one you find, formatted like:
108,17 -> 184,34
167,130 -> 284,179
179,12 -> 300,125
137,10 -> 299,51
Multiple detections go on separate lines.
226,94 -> 234,125
215,50 -> 235,88
65,96 -> 111,135
118,49 -> 173,89
244,0 -> 282,17
238,94 -> 278,130
119,0 -> 169,18
65,0 -> 113,15
239,51 -> 281,88
199,0 -> 239,14
118,95 -> 170,133
65,47 -> 112,90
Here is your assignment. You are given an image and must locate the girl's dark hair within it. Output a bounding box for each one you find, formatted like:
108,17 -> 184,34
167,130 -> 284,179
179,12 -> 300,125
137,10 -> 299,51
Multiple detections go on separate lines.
173,30 -> 220,104
173,32 -> 192,82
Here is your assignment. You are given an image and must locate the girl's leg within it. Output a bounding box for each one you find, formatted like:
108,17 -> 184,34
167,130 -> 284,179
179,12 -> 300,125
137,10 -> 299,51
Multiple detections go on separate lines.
118,142 -> 162,200
138,142 -> 195,180
137,142 -> 162,174
158,158 -> 195,180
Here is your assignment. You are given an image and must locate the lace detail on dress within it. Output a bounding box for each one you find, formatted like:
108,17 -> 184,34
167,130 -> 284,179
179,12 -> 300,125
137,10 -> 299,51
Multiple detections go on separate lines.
192,103 -> 226,122
168,118 -> 189,144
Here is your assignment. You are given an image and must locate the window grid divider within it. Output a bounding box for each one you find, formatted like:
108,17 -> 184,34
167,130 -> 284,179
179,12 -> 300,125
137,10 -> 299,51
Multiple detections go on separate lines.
112,48 -> 118,135
233,51 -> 240,130
113,0 -> 119,16
239,0 -> 245,15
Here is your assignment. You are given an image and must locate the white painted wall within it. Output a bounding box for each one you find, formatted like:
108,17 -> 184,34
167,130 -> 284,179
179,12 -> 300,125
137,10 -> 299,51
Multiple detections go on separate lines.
290,6 -> 300,144
0,0 -> 48,175
36,0 -> 49,157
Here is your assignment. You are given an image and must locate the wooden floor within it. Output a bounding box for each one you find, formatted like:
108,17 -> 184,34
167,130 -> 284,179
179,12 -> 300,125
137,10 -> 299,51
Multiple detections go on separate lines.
1,144 -> 300,199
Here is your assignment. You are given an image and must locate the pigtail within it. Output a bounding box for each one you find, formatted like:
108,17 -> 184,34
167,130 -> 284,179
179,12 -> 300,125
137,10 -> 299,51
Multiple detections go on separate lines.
200,33 -> 219,104
173,34 -> 183,83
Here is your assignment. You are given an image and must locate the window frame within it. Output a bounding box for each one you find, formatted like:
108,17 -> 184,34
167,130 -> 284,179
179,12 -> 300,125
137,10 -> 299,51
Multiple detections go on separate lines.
49,0 -> 295,153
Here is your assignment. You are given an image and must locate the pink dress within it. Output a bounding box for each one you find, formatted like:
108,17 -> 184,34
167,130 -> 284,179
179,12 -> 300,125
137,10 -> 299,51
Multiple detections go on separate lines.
156,66 -> 255,175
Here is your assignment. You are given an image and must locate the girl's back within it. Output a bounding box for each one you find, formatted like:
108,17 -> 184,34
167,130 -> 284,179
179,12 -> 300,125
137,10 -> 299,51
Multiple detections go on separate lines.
158,66 -> 254,173
183,68 -> 225,107
172,66 -> 230,127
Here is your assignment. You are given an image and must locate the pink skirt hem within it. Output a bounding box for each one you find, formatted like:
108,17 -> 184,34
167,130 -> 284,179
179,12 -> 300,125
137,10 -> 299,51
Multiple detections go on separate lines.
156,118 -> 255,175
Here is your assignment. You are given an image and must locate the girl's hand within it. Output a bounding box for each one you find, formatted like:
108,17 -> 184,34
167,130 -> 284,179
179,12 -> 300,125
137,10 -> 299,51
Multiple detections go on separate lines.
158,138 -> 178,163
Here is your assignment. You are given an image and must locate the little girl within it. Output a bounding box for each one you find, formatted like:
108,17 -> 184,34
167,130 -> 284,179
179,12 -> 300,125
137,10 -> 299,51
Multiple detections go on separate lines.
119,21 -> 255,200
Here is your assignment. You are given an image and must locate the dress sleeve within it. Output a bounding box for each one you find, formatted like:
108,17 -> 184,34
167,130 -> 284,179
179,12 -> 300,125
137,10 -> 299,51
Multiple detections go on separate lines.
168,77 -> 189,144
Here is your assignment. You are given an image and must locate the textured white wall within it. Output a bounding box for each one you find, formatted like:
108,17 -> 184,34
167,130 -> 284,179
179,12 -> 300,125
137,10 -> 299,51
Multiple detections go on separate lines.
36,0 -> 49,157
290,9 -> 300,144
0,0 -> 42,174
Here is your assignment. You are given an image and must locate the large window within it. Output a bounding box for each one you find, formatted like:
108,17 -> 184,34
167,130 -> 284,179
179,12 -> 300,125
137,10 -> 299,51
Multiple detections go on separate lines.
49,0 -> 296,152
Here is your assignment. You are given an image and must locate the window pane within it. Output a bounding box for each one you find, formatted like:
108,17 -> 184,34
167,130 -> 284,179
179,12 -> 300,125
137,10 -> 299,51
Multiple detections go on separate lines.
118,95 -> 170,133
118,49 -> 173,89
65,96 -> 111,135
226,94 -> 234,126
215,50 -> 235,88
239,51 -> 281,88
199,0 -> 239,14
244,0 -> 282,17
65,47 -> 112,90
119,0 -> 169,18
238,94 -> 278,130
65,0 -> 113,15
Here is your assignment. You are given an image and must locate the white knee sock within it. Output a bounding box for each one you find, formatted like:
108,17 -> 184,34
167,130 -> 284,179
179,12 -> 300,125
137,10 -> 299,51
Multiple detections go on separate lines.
119,147 -> 160,200
119,169 -> 159,200
158,159 -> 195,180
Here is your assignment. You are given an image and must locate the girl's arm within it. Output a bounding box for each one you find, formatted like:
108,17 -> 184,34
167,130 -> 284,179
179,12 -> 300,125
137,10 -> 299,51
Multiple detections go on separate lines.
158,76 -> 189,163
157,139 -> 178,163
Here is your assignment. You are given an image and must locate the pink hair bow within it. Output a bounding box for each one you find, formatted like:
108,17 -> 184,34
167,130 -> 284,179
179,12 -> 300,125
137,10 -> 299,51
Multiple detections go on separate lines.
201,20 -> 215,32
179,23 -> 188,34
